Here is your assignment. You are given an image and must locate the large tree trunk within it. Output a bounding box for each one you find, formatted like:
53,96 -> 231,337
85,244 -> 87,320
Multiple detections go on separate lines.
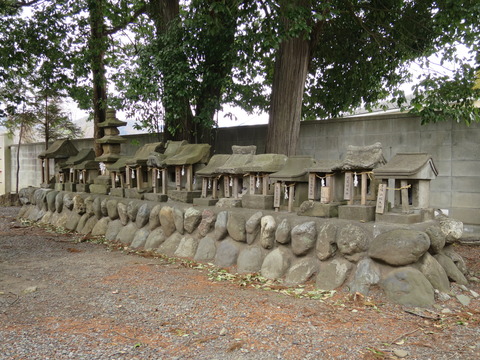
88,0 -> 108,157
266,35 -> 310,156
149,0 -> 194,143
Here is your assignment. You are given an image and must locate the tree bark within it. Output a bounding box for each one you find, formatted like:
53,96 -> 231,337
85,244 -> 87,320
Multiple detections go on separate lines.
87,0 -> 107,157
266,35 -> 310,155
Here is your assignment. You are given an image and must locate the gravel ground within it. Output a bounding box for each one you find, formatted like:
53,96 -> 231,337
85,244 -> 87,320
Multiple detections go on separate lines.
1,206 -> 479,360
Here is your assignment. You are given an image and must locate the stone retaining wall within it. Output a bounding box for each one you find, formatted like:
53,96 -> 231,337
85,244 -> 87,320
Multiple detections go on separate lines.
18,186 -> 472,308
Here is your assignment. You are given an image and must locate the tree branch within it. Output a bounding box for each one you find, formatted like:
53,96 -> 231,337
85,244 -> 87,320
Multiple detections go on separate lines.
103,4 -> 148,36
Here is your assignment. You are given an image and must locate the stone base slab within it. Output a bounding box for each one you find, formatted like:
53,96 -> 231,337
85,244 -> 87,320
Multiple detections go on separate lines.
297,201 -> 340,218
241,194 -> 274,210
110,188 -> 125,198
168,190 -> 201,203
144,193 -> 168,202
64,183 -> 76,192
215,198 -> 242,208
376,208 -> 435,224
76,184 -> 90,193
124,188 -> 143,199
89,184 -> 111,195
338,205 -> 376,222
193,197 -> 219,206
54,183 -> 64,191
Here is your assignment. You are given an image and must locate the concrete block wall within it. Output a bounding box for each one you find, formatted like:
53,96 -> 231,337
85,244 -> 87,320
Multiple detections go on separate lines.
5,113 -> 480,225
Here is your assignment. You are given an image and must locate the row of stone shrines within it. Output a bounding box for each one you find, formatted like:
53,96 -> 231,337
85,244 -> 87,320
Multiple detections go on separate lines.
18,186 -> 469,308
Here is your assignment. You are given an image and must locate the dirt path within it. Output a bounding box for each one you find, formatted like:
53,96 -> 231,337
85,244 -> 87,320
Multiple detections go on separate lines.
1,206 -> 479,359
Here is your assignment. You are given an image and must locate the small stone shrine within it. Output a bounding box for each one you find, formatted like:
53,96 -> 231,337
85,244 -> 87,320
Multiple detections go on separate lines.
297,159 -> 343,217
270,156 -> 318,212
338,142 -> 386,222
73,157 -> 101,193
58,148 -> 96,192
108,142 -> 164,199
38,139 -> 78,189
373,152 -> 438,224
213,146 -> 256,207
240,154 -> 288,210
146,140 -> 188,200
163,143 -> 211,203
90,109 -> 127,194
193,154 -> 231,206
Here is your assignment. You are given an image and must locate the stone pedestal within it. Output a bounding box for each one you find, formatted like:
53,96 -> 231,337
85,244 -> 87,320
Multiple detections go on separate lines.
54,183 -> 64,191
144,193 -> 168,202
193,197 -> 219,206
76,184 -> 90,193
376,208 -> 434,224
124,188 -> 144,199
215,198 -> 242,208
168,190 -> 202,203
338,204 -> 376,222
110,188 -> 125,198
64,183 -> 76,192
297,201 -> 341,218
241,194 -> 274,210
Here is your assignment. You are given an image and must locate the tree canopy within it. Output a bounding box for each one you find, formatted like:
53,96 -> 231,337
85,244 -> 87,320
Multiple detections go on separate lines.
1,0 -> 478,155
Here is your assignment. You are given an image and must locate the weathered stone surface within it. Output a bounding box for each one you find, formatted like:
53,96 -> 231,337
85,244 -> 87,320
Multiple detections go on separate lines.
337,224 -> 369,262
194,236 -> 217,261
348,258 -> 381,295
369,229 -> 430,266
275,219 -> 291,244
145,227 -> 166,250
316,257 -> 353,291
159,206 -> 176,237
19,187 -> 36,205
213,211 -> 228,241
73,195 -> 86,215
148,205 -> 162,231
246,211 -> 263,245
127,201 -> 140,222
173,207 -> 184,235
107,199 -> 119,220
35,189 -> 50,210
92,196 -> 102,219
80,215 -> 98,235
227,212 -> 246,242
158,232 -> 183,256
63,192 -> 74,210
54,209 -> 70,228
434,254 -> 468,285
39,211 -> 52,224
456,294 -> 471,306
259,215 -> 276,249
184,207 -> 202,234
442,246 -> 468,275
55,192 -> 64,213
92,217 -> 110,236
76,213 -> 90,232
291,221 -> 317,256
130,226 -> 151,249
65,212 -> 81,231
381,267 -> 435,307
237,246 -> 264,274
84,196 -> 95,216
261,247 -> 292,279
100,198 -> 108,217
426,225 -> 446,254
117,202 -> 129,226
175,236 -> 198,258
105,219 -> 123,241
316,223 -> 337,261
214,238 -> 241,267
285,258 -> 320,286
116,222 -> 138,246
46,190 -> 59,212
198,209 -> 216,237
136,203 -> 152,229
215,198 -> 242,208
438,215 -> 463,244
413,253 -> 450,292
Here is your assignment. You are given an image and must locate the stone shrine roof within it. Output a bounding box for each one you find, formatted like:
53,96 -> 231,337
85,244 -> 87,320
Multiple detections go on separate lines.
196,154 -> 231,177
306,159 -> 342,173
165,143 -> 211,166
340,142 -> 386,170
65,149 -> 95,167
238,154 -> 288,173
373,153 -> 438,179
38,139 -> 78,159
147,140 -> 188,168
215,154 -> 255,174
269,156 -> 318,182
